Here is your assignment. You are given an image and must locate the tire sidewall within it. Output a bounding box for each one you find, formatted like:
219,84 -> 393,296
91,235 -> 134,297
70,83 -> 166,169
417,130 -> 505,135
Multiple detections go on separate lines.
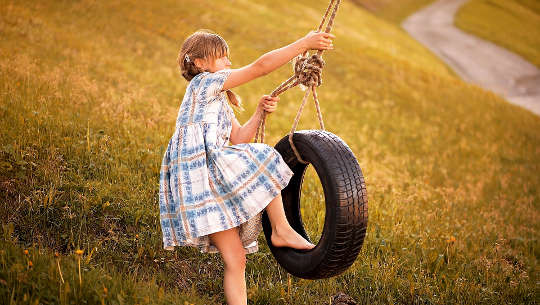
263,130 -> 343,278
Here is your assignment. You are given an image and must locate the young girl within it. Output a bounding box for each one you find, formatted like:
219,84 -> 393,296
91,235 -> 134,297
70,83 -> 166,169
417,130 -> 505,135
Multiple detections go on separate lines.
159,30 -> 334,304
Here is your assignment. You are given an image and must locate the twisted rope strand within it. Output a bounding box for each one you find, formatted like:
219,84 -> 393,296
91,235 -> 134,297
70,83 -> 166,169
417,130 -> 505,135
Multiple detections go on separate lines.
318,0 -> 336,32
311,86 -> 325,130
255,76 -> 300,143
254,53 -> 325,143
317,0 -> 340,57
253,0 -> 341,163
271,74 -> 298,96
288,89 -> 312,164
301,0 -> 336,58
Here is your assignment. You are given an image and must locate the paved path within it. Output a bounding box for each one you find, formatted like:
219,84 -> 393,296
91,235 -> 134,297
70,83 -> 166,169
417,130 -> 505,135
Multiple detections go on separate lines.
402,0 -> 540,116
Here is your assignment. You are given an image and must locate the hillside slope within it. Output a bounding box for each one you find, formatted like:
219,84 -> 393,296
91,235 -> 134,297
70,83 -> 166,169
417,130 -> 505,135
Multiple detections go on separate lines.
1,0 -> 538,304
455,0 -> 540,67
350,0 -> 434,23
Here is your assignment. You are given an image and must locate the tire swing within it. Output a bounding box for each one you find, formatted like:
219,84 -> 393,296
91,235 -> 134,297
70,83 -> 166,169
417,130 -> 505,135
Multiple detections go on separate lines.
254,0 -> 368,279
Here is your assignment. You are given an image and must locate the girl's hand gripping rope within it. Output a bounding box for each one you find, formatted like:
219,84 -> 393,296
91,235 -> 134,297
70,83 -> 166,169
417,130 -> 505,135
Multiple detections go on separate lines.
258,95 -> 280,113
301,31 -> 335,51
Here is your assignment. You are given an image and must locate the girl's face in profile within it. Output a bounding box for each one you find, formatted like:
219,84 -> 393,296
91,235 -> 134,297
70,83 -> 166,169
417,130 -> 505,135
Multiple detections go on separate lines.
206,55 -> 231,72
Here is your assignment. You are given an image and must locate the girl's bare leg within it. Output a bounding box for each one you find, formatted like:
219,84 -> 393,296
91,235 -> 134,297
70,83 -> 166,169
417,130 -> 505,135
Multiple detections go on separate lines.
265,193 -> 315,250
209,227 -> 247,305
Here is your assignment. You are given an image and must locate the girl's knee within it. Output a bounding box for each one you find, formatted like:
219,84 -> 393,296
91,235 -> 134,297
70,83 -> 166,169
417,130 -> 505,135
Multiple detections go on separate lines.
223,251 -> 246,272
209,227 -> 246,271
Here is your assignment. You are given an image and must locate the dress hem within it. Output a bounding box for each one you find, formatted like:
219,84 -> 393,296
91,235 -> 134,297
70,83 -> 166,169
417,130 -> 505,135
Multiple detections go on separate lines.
162,169 -> 293,254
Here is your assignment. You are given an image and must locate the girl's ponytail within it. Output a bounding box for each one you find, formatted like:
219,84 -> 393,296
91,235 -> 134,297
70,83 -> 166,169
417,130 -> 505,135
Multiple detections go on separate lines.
226,89 -> 244,111
179,53 -> 204,81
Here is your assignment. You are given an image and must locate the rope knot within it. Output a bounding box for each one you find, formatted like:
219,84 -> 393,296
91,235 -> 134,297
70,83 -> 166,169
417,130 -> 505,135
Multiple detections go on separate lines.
294,54 -> 325,88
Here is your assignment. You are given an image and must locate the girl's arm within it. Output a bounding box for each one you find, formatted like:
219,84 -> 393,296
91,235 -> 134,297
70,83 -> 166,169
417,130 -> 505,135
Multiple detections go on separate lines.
222,32 -> 334,91
229,95 -> 279,144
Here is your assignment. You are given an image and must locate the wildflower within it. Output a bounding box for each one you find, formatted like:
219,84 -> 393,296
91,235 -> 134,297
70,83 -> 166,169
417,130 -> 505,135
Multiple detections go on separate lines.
103,286 -> 108,294
54,251 -> 59,258
446,236 -> 456,244
135,234 -> 139,239
28,260 -> 33,267
23,249 -> 28,255
75,249 -> 83,286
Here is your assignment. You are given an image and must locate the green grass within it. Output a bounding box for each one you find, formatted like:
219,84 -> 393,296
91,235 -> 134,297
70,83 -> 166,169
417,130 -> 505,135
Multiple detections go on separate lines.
1,0 -> 539,304
455,0 -> 540,67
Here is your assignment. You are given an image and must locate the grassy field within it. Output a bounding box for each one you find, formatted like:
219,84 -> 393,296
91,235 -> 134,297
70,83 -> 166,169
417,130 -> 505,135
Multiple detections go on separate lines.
1,0 -> 539,304
455,0 -> 540,67
349,0 -> 434,23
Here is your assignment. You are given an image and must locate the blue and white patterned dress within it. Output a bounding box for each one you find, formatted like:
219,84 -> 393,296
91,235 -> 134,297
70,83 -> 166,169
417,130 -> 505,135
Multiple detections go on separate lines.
159,69 -> 294,254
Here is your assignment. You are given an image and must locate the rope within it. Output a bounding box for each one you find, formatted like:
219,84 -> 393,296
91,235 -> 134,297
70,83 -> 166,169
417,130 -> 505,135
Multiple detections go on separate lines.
253,0 -> 340,164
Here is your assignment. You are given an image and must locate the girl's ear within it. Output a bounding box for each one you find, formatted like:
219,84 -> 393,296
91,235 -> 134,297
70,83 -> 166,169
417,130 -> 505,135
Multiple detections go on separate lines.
194,58 -> 206,70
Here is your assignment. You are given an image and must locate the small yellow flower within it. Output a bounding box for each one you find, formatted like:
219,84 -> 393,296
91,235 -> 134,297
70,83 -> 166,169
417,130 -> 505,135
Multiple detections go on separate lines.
28,260 -> 33,267
23,249 -> 29,255
135,234 -> 139,239
446,236 -> 456,244
75,249 -> 84,255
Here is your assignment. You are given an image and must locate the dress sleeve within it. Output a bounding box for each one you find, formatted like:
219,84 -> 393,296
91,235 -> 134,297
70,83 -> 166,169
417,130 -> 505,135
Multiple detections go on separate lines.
201,69 -> 233,98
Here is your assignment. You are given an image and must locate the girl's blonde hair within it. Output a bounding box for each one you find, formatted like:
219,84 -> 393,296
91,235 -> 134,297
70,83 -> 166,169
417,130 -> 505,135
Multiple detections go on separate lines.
178,30 -> 243,110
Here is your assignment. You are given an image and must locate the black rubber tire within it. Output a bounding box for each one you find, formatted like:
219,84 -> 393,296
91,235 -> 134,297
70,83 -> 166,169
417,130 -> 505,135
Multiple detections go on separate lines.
262,130 -> 368,279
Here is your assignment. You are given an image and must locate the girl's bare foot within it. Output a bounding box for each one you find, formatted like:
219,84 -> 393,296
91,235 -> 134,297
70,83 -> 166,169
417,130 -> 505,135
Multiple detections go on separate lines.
271,226 -> 316,250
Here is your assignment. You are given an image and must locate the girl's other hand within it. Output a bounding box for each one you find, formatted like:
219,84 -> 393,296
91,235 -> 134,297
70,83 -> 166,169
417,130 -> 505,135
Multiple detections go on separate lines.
302,31 -> 335,51
258,95 -> 280,113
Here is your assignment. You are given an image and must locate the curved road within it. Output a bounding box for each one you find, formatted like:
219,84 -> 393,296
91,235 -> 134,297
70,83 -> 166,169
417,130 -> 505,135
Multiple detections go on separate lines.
402,0 -> 540,116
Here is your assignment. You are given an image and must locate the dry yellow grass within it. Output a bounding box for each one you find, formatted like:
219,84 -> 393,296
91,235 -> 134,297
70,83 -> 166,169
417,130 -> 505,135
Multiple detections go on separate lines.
455,0 -> 540,67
